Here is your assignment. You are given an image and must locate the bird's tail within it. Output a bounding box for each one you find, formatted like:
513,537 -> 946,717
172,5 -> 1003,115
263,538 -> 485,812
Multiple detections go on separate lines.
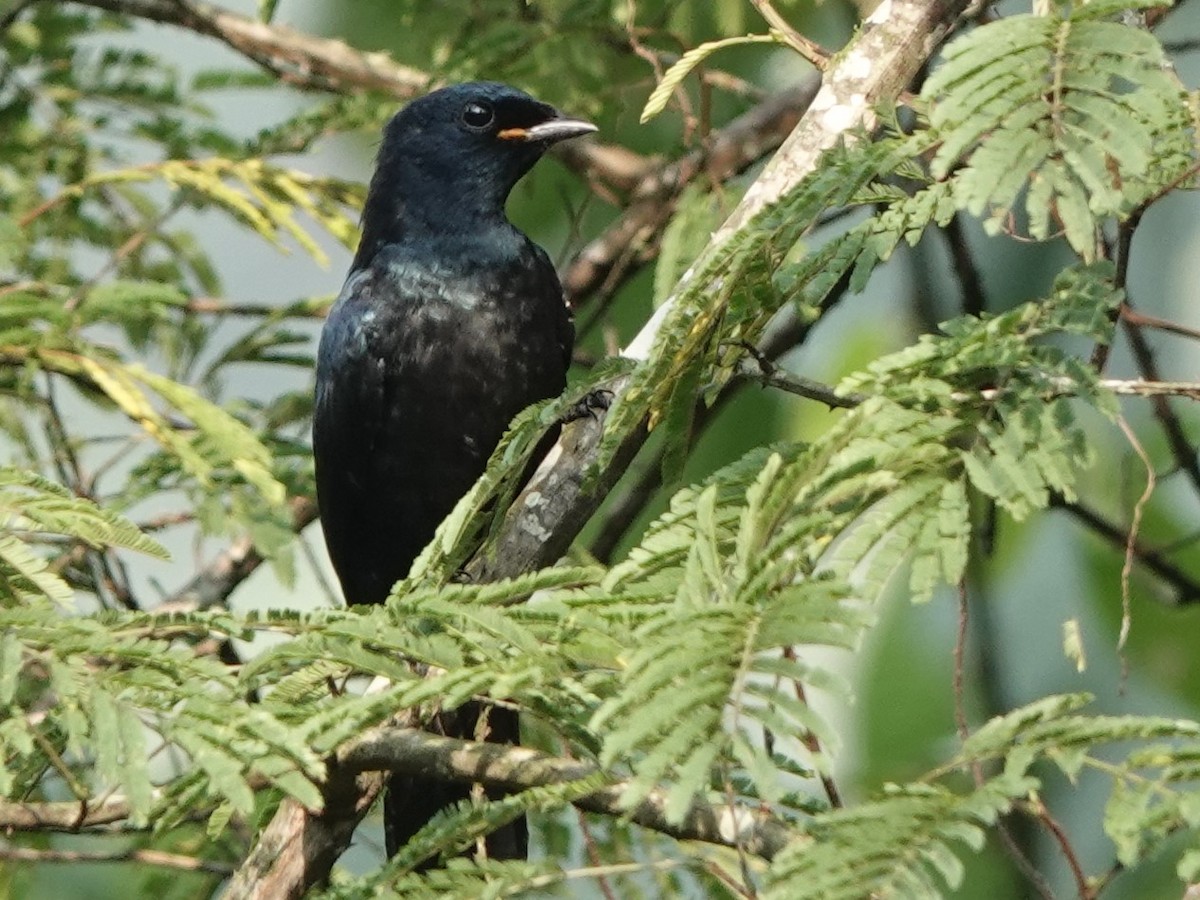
383,702 -> 527,867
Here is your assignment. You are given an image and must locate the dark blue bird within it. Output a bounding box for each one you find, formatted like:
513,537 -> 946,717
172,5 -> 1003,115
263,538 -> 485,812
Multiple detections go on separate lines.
312,82 -> 594,862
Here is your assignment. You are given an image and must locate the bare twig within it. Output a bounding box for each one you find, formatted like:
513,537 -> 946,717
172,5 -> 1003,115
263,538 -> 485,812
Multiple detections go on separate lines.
70,0 -> 430,97
183,297 -> 328,317
1119,306 -> 1200,344
783,647 -> 843,808
945,213 -> 987,317
744,357 -> 1200,405
749,0 -> 831,70
563,81 -> 819,308
64,0 -> 653,199
1025,798 -> 1091,900
953,582 -> 975,757
736,352 -> 863,409
1119,308 -> 1200,494
954,583 -> 1054,897
0,843 -> 233,875
1053,497 -> 1200,604
155,497 -> 317,613
1116,416 -> 1157,655
0,797 -> 132,831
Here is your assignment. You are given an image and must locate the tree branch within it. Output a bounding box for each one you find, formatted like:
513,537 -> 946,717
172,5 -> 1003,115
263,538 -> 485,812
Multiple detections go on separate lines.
156,496 -> 317,612
63,0 -> 641,195
488,0 -> 973,577
1053,497 -> 1200,604
0,797 -> 132,831
1119,309 -> 1200,494
220,769 -> 385,900
69,0 -> 430,97
337,725 -> 794,862
0,843 -> 233,875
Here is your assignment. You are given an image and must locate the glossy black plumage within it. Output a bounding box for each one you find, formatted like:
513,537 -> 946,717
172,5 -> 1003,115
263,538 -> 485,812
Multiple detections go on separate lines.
312,82 -> 593,861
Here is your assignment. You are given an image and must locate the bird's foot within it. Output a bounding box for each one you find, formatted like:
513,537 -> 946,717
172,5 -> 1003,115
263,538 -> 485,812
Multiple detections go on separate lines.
562,388 -> 613,424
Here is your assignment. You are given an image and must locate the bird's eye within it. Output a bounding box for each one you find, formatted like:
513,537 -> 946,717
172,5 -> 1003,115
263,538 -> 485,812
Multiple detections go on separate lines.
461,101 -> 494,130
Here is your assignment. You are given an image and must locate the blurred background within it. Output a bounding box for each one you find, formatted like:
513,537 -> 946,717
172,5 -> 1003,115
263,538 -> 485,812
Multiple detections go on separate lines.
5,0 -> 1200,896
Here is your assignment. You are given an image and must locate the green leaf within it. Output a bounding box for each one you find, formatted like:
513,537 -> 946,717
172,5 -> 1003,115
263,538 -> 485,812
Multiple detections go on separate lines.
0,466 -> 168,560
641,33 -> 780,122
765,780 -> 1023,899
923,11 -> 1190,259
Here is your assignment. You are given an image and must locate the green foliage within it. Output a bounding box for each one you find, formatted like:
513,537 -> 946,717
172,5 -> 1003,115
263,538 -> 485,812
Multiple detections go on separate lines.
3,2 -> 1200,897
765,694 -> 1200,898
318,858 -> 562,900
654,182 -> 744,308
51,159 -> 360,266
766,778 -> 1025,898
598,128 -> 954,481
0,467 -> 166,606
640,32 -> 782,122
0,605 -> 324,826
922,0 -> 1190,259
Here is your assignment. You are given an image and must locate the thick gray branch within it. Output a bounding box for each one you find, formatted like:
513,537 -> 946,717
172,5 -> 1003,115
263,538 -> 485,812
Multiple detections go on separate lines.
338,726 -> 794,861
561,81 -> 819,305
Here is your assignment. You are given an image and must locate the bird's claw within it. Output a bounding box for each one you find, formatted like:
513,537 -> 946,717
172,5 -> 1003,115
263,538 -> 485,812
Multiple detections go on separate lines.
562,388 -> 614,424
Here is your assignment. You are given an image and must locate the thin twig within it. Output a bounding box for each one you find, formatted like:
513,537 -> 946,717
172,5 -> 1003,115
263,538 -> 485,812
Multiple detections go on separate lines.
1052,497 -> 1200,604
0,843 -> 234,875
1025,797 -> 1091,900
71,0 -> 430,96
1116,416 -> 1156,669
736,353 -> 863,409
1092,211 -> 1143,371
953,582 -> 977,771
0,798 -> 133,831
749,0 -> 831,70
955,583 -> 1054,896
1119,307 -> 1200,494
563,82 -> 819,309
945,213 -> 987,317
745,358 -> 1200,405
1119,306 -> 1200,343
784,647 -> 843,808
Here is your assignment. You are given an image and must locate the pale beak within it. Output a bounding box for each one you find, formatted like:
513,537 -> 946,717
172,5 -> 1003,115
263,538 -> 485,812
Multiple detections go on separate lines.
498,117 -> 597,144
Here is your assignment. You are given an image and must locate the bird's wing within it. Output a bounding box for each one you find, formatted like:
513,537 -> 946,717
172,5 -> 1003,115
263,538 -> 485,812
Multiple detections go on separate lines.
312,268 -> 396,603
528,242 -> 575,371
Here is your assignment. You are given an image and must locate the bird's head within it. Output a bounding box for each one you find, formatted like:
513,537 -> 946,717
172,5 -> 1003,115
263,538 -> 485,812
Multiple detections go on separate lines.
358,82 -> 595,255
